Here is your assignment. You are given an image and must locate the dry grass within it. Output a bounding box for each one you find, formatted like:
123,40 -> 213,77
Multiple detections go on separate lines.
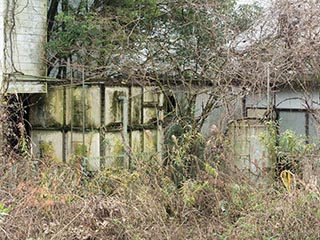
0,153 -> 320,240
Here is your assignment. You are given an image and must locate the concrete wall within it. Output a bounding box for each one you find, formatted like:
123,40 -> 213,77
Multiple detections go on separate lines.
30,84 -> 163,170
0,0 -> 5,88
3,0 -> 47,76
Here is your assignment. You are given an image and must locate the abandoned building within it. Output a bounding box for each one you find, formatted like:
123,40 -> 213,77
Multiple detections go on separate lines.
1,0 -> 320,182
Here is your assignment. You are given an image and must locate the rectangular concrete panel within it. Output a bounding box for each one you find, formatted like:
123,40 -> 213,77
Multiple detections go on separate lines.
31,130 -> 64,161
131,130 -> 143,153
143,86 -> 159,103
103,132 -> 125,167
0,0 -> 4,89
65,131 -> 100,171
66,85 -> 101,129
143,107 -> 157,124
105,87 -> 129,126
143,129 -> 157,153
29,86 -> 64,128
4,0 -> 47,76
7,81 -> 47,93
276,89 -> 320,110
131,87 -> 142,124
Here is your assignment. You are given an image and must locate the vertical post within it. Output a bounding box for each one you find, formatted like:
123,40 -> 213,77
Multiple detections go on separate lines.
100,84 -> 105,167
70,69 -> 73,155
81,67 -> 86,169
157,92 -> 164,160
119,95 -> 129,168
266,63 -> 271,112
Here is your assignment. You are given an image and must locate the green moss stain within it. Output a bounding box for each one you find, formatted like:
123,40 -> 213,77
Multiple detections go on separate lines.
132,131 -> 142,153
143,108 -> 157,124
72,94 -> 83,127
144,130 -> 157,152
131,88 -> 142,124
69,86 -> 101,128
104,133 -> 125,167
74,144 -> 88,157
30,87 -> 64,128
39,141 -> 56,160
112,140 -> 124,156
110,91 -> 126,123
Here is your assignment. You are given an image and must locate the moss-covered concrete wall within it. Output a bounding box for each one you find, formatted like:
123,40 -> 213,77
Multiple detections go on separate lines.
30,84 -> 162,170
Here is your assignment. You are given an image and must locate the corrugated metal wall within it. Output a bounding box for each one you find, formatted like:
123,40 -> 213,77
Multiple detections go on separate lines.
30,84 -> 163,171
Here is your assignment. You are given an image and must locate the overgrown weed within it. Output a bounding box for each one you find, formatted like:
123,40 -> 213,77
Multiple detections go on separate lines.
0,132 -> 320,239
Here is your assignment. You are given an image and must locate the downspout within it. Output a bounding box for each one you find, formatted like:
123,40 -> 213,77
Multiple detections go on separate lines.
118,95 -> 129,168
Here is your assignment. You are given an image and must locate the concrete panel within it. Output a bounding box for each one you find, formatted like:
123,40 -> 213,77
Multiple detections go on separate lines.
9,44 -> 44,59
16,33 -> 45,42
104,132 -> 125,166
0,1 -> 5,89
6,81 -> 47,93
131,87 -> 142,124
247,108 -> 267,119
5,63 -> 46,76
143,107 -> 157,124
3,0 -> 47,77
31,130 -> 63,161
29,87 -> 64,128
131,131 -> 142,153
143,86 -> 158,103
66,86 -> 101,128
66,131 -> 100,171
105,87 -> 129,125
15,0 -> 46,9
143,129 -> 157,152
